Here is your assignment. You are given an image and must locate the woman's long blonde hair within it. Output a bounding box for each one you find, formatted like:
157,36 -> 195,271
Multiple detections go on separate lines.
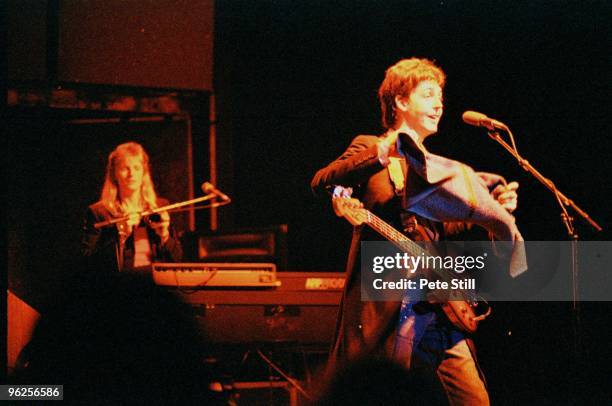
100,142 -> 158,215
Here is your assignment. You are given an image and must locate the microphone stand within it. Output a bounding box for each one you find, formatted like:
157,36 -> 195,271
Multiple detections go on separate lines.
487,129 -> 601,234
486,127 -> 602,361
93,193 -> 231,229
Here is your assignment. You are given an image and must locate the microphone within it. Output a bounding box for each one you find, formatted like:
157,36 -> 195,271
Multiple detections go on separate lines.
201,182 -> 230,201
462,111 -> 508,130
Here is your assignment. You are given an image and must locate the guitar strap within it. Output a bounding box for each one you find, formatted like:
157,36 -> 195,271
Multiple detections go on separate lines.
387,156 -> 437,241
387,157 -> 405,196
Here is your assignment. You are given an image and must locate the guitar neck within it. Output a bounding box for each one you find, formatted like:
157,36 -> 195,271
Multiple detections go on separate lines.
349,201 -> 483,333
362,209 -> 425,257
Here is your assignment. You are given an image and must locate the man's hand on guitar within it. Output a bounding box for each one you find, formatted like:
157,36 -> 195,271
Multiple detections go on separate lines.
332,195 -> 366,226
492,181 -> 519,213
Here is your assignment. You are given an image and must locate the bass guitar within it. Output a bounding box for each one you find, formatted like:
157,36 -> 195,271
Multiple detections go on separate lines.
332,197 -> 491,334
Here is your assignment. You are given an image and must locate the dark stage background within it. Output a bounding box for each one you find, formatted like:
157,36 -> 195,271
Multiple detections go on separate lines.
214,0 -> 610,267
213,1 -> 611,403
6,0 -> 611,402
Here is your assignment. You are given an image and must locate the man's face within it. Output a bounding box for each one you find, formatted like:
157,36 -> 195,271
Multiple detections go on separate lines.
399,80 -> 444,138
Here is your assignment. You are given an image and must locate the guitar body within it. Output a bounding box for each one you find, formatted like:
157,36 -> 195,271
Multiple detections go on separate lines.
440,301 -> 479,334
332,197 -> 491,334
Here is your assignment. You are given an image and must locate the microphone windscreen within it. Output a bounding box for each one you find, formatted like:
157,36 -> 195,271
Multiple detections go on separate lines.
462,110 -> 487,126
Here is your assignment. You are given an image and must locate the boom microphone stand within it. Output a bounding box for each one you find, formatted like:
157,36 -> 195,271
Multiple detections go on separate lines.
483,122 -> 602,359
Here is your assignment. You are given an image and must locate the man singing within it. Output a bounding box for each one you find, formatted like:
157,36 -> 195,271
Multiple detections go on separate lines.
312,58 -> 526,405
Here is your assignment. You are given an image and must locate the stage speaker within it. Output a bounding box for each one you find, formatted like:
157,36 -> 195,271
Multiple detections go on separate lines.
183,225 -> 288,269
7,290 -> 40,375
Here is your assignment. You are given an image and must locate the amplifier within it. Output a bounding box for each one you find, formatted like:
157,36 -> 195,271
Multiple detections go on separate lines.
170,272 -> 345,346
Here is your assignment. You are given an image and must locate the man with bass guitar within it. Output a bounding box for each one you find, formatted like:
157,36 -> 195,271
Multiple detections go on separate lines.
311,58 -> 526,405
